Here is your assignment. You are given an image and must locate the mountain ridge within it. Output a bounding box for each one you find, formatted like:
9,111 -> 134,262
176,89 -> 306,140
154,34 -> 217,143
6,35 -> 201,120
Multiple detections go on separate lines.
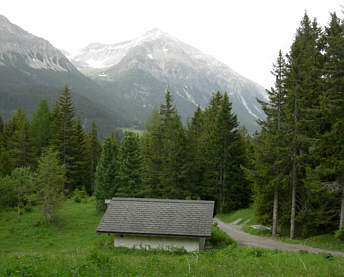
0,14 -> 132,137
0,14 -> 266,133
70,28 -> 266,131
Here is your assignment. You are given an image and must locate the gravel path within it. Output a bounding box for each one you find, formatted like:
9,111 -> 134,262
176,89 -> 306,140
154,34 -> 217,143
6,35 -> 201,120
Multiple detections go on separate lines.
215,218 -> 344,257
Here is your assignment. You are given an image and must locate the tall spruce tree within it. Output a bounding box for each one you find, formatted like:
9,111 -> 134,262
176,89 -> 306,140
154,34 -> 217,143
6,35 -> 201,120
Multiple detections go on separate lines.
0,147 -> 12,177
199,92 -> 223,202
8,108 -> 35,168
86,121 -> 102,195
116,132 -> 143,197
159,90 -> 188,199
255,51 -> 288,236
216,93 -> 249,212
51,85 -> 75,192
69,116 -> 91,192
320,13 -> 344,229
31,98 -> 51,156
284,13 -> 323,238
185,106 -> 205,198
0,116 -> 3,137
1,117 -> 15,151
198,92 -> 249,212
141,107 -> 163,197
95,136 -> 119,211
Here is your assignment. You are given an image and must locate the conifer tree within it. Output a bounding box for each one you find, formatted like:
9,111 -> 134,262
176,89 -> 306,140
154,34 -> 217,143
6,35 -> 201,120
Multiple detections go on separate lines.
0,147 -> 12,177
111,130 -> 121,155
86,121 -> 102,195
116,132 -> 143,197
197,92 -> 249,212
199,92 -> 224,201
36,148 -> 66,223
284,13 -> 323,239
31,98 -> 51,156
9,108 -> 35,168
141,107 -> 163,197
215,93 -> 248,212
320,13 -> 344,229
159,90 -> 188,198
185,106 -> 205,198
69,116 -> 91,192
1,117 -> 15,150
95,136 -> 119,211
255,51 -> 288,236
51,85 -> 75,191
0,115 -> 3,136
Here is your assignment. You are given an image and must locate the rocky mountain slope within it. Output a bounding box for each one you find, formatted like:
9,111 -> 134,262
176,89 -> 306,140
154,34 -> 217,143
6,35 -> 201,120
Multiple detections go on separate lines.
71,28 -> 267,131
0,15 -> 131,137
0,14 -> 266,133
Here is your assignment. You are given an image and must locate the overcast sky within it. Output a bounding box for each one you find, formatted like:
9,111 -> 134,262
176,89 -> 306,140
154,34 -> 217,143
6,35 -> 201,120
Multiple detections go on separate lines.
2,0 -> 343,89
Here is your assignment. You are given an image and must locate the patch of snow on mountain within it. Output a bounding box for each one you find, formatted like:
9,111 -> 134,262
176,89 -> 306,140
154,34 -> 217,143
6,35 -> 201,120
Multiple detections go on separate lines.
239,95 -> 259,119
147,54 -> 153,59
72,28 -> 178,70
253,103 -> 262,113
183,87 -> 197,106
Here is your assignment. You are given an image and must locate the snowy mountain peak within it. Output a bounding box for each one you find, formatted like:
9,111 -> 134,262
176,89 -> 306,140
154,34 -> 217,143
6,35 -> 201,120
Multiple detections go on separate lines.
141,28 -> 171,40
70,28 -> 267,130
143,28 -> 165,36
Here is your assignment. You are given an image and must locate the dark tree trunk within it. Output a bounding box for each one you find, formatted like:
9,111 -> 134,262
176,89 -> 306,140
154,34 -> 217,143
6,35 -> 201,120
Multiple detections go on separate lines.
290,157 -> 296,239
272,185 -> 279,236
340,192 -> 344,229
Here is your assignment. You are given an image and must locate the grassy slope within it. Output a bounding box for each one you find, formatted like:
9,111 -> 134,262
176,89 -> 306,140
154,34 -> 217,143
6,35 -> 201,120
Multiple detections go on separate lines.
0,197 -> 104,254
218,206 -> 344,252
0,199 -> 344,276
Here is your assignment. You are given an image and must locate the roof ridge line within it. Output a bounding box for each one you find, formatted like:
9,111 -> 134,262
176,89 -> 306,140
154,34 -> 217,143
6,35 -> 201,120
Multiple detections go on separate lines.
110,197 -> 215,204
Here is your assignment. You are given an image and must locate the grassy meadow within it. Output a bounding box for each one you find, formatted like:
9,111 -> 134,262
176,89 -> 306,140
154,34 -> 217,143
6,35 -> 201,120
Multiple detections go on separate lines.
1,198 -> 344,276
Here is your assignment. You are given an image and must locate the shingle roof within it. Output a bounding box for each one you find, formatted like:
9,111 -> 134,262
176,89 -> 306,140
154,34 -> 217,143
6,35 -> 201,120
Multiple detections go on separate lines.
97,198 -> 214,237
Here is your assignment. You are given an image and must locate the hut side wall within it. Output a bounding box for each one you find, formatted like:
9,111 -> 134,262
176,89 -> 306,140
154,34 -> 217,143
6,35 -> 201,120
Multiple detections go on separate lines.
114,235 -> 201,252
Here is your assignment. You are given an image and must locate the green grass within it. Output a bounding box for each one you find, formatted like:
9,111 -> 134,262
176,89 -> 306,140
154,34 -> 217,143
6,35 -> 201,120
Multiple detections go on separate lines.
269,233 -> 344,253
216,205 -> 257,225
1,244 -> 344,276
218,206 -> 344,253
0,197 -> 104,254
209,225 -> 237,247
1,199 -> 344,276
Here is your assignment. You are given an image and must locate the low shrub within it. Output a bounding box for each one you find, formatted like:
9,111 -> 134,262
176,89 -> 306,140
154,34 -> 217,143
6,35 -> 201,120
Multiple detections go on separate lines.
209,225 -> 236,247
334,227 -> 344,241
72,188 -> 88,203
87,250 -> 111,267
247,247 -> 265,257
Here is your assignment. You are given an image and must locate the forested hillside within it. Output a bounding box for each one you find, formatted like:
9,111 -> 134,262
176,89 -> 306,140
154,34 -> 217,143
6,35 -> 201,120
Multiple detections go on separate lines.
0,85 -> 251,221
251,12 -> 344,240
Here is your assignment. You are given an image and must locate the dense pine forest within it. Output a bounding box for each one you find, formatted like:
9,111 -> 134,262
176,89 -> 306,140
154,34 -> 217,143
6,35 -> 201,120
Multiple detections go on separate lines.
0,11 -> 344,244
0,85 -> 251,216
252,12 -> 344,240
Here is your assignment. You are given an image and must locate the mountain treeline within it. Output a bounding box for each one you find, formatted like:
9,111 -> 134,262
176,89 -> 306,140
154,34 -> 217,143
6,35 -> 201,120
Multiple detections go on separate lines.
252,12 -> 344,239
0,84 -> 252,218
95,90 -> 251,212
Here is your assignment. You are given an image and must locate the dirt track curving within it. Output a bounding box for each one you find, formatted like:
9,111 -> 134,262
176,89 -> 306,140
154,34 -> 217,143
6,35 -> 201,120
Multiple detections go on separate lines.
215,218 -> 344,257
